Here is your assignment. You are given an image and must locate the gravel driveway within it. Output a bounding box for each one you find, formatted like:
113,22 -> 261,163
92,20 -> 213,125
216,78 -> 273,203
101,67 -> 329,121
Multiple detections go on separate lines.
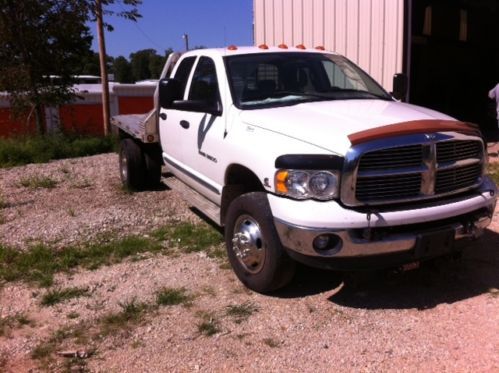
0,153 -> 498,372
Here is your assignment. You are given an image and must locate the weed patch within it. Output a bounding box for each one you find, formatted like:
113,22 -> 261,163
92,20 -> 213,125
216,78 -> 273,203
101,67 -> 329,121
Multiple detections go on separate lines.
263,337 -> 280,348
0,193 -> 7,209
100,299 -> 150,336
226,302 -> 259,323
0,313 -> 34,336
0,235 -> 163,287
0,135 -> 117,168
196,312 -> 221,337
153,222 -> 223,253
41,287 -> 89,306
488,163 -> 499,185
156,287 -> 193,306
20,175 -> 57,189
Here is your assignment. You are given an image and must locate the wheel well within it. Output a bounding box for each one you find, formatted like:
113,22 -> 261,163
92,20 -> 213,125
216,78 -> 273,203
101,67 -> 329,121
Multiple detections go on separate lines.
221,165 -> 265,225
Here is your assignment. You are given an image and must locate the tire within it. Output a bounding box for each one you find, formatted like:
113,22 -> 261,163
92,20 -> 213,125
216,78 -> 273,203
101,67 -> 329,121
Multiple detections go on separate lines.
119,138 -> 146,190
143,145 -> 162,188
224,192 -> 296,293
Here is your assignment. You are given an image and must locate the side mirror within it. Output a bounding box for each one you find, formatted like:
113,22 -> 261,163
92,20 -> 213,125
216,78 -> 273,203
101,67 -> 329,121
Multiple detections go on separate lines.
159,78 -> 182,108
392,73 -> 408,101
172,99 -> 222,116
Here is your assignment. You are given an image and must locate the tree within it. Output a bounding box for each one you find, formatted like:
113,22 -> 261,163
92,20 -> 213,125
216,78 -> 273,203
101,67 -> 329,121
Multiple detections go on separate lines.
130,49 -> 168,81
79,51 -> 114,77
0,0 -> 93,133
113,56 -> 133,83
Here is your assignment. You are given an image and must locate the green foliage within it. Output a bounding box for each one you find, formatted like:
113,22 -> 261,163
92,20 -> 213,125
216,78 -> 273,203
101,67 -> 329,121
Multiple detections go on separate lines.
20,176 -> 58,189
0,235 -> 163,287
196,312 -> 220,337
156,287 -> 193,306
488,163 -> 499,185
226,302 -> 259,323
41,287 -> 89,306
0,313 -> 34,336
0,0 -> 93,132
153,222 -> 223,253
113,56 -> 134,83
0,135 -> 117,168
129,49 -> 169,81
100,299 -> 149,335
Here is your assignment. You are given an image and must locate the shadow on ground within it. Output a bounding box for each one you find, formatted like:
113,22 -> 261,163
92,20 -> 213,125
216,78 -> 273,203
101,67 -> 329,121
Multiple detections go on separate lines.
275,228 -> 499,310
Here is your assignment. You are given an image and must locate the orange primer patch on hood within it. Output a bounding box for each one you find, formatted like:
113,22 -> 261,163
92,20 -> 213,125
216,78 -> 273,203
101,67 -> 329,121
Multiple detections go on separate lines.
348,120 -> 481,145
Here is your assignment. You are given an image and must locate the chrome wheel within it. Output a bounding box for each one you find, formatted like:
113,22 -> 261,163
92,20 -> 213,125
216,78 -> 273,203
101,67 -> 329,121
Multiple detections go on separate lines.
231,214 -> 265,274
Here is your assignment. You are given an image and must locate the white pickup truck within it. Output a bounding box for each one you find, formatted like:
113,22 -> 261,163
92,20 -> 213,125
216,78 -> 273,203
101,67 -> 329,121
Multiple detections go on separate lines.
112,46 -> 497,293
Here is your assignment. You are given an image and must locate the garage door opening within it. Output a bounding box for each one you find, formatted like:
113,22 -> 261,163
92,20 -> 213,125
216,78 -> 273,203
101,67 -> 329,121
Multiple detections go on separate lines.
408,0 -> 499,140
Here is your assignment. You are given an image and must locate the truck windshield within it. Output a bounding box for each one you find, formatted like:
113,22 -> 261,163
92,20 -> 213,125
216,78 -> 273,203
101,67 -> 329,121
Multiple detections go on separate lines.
225,52 -> 391,109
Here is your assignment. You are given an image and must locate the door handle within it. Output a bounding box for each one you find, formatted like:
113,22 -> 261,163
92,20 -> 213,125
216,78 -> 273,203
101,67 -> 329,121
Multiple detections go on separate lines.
180,120 -> 190,129
159,113 -> 167,120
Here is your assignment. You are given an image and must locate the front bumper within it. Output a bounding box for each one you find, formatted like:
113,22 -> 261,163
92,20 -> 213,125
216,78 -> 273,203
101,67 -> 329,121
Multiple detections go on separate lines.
270,176 -> 497,269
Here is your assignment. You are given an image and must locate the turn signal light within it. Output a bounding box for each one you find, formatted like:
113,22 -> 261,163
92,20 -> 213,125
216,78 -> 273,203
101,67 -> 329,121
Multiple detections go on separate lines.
275,170 -> 289,193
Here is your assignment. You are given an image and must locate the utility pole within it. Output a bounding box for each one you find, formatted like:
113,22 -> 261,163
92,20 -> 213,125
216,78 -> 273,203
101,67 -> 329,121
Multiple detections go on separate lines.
96,0 -> 111,136
182,33 -> 189,51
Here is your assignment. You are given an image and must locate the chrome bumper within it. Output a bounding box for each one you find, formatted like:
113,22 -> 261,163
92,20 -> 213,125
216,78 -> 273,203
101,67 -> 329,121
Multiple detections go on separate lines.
274,209 -> 493,259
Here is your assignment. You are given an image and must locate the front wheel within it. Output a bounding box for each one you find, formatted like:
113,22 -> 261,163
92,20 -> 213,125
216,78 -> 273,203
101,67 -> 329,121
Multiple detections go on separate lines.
224,192 -> 296,293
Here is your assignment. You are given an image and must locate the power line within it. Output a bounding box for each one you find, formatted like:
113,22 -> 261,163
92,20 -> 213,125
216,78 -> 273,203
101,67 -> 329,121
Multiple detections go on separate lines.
115,0 -> 167,53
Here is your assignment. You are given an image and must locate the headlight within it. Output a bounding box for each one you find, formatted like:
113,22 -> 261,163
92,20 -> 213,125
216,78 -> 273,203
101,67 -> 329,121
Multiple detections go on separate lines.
274,169 -> 340,200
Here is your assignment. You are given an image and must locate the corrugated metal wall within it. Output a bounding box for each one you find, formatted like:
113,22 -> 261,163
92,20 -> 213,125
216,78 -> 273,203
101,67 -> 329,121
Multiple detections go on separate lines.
254,0 -> 405,91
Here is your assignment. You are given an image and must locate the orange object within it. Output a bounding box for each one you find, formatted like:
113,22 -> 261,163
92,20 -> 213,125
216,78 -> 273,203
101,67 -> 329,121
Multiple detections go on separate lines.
258,44 -> 269,50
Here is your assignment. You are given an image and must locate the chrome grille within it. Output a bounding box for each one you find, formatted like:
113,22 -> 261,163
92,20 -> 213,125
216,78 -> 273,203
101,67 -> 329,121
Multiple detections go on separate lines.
356,174 -> 422,201
435,163 -> 482,193
344,134 -> 484,206
358,145 -> 423,171
437,141 -> 482,163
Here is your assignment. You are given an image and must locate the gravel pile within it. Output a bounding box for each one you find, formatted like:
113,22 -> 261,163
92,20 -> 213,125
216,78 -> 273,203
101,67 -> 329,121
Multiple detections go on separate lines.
0,153 -> 498,372
0,154 -> 198,250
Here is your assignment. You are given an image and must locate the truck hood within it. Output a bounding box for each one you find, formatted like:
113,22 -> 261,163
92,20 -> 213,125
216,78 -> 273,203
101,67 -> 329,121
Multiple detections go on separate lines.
239,99 -> 455,154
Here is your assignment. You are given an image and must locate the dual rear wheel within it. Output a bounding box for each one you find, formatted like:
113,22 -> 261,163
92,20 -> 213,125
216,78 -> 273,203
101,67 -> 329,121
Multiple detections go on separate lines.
119,138 -> 161,191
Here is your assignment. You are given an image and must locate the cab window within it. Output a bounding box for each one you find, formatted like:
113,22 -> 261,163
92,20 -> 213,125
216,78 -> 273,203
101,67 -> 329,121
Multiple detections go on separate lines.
188,57 -> 220,104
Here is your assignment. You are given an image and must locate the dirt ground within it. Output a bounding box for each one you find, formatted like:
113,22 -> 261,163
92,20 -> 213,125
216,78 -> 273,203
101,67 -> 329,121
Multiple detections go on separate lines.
0,152 -> 498,372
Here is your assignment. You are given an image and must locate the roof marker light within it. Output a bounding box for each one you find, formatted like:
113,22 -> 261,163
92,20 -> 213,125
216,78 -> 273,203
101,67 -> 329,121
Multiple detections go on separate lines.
296,44 -> 306,50
258,44 -> 269,50
315,46 -> 326,51
278,43 -> 288,49
227,45 -> 238,51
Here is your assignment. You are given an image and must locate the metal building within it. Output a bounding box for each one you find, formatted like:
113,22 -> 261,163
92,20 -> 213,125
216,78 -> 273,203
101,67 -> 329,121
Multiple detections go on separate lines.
254,0 -> 499,135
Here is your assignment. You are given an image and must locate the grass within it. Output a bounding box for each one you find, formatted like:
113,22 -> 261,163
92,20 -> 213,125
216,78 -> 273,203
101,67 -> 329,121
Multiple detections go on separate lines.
0,193 -> 7,209
197,312 -> 221,337
40,287 -> 89,306
0,235 -> 163,287
487,162 -> 499,185
0,313 -> 34,336
153,222 -> 223,254
19,175 -> 57,189
156,287 -> 193,306
263,338 -> 280,348
0,221 -> 223,288
226,302 -> 259,323
100,299 -> 149,336
0,134 -> 117,168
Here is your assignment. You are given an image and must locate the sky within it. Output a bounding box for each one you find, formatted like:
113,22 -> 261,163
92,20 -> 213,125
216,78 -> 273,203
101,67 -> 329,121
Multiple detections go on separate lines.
90,0 -> 254,58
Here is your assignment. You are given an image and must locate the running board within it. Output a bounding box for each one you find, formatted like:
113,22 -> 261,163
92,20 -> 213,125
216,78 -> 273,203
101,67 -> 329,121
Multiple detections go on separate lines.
162,175 -> 221,225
